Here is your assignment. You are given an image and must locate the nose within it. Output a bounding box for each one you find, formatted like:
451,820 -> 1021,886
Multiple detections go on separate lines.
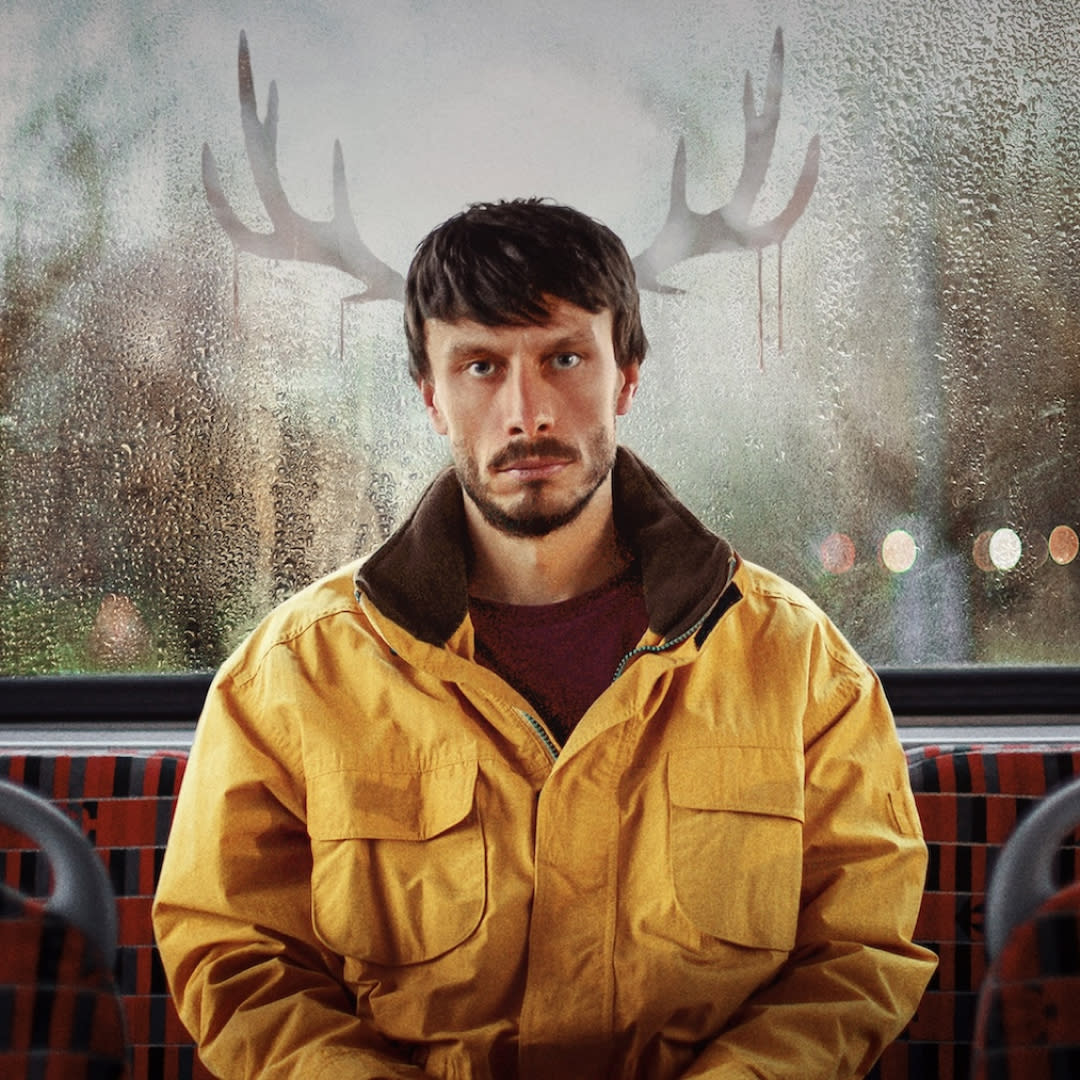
503,363 -> 553,437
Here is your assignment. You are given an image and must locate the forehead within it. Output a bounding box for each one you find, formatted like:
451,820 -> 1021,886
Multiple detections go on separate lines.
423,298 -> 614,363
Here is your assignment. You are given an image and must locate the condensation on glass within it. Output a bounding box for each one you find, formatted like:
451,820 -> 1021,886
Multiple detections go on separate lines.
0,0 -> 1077,673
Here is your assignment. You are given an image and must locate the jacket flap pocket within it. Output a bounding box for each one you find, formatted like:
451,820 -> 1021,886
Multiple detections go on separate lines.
668,746 -> 804,821
308,760 -> 478,841
668,746 -> 804,950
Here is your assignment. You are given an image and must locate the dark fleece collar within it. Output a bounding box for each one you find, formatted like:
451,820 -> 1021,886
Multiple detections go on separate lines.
354,447 -> 737,647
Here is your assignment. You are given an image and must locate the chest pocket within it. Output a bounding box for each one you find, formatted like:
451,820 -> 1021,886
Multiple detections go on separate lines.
668,746 -> 804,952
308,760 -> 485,966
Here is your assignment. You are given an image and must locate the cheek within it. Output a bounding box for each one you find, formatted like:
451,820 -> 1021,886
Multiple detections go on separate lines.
437,397 -> 491,448
428,387 -> 485,441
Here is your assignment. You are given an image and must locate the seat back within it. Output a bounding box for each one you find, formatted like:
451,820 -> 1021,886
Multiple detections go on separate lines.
971,775 -> 1080,1079
0,776 -> 128,1078
870,745 -> 1080,1080
0,754 -> 212,1080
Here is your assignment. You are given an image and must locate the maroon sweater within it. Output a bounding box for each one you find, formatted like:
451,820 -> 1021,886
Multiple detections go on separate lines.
469,565 -> 649,744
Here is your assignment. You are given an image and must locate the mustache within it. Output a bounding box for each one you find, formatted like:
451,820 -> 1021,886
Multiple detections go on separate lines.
489,437 -> 580,470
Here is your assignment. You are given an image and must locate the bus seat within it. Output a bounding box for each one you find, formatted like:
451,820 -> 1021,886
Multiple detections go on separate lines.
971,775 -> 1080,1078
0,775 -> 128,1078
3,743 -> 1077,1080
0,753 -> 212,1080
870,744 -> 1080,1080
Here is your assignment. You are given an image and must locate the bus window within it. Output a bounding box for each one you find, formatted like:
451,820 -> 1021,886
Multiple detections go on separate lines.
1,1 -> 1078,675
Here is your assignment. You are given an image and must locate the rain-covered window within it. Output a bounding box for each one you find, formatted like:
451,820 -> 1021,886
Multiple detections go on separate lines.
2,1 -> 1077,674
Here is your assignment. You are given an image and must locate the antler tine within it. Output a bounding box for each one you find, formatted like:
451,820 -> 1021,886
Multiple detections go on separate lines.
329,140 -> 404,301
201,31 -> 404,302
631,139 -> 693,295
632,27 -> 817,291
727,27 -> 784,226
237,32 -> 293,233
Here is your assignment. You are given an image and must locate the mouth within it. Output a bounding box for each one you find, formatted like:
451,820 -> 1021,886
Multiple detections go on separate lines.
490,440 -> 578,481
496,458 -> 571,482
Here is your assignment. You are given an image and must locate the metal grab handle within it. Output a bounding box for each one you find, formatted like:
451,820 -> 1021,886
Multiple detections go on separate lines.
985,774 -> 1080,960
0,777 -> 118,968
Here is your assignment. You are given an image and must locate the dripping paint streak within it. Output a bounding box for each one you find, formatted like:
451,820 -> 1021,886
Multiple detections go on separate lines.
232,247 -> 240,334
756,249 -> 765,372
777,242 -> 784,354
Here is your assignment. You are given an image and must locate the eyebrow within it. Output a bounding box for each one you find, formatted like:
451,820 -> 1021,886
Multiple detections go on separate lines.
445,340 -> 498,362
544,332 -> 596,354
444,329 -> 598,362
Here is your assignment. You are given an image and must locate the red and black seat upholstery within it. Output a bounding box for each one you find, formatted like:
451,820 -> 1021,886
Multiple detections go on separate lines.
0,775 -> 128,1078
870,745 -> 1080,1079
970,775 -> 1080,1079
5,742 -> 1078,1079
0,754 -> 212,1080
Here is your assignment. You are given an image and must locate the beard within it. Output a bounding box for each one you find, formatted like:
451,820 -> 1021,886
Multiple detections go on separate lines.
456,431 -> 616,538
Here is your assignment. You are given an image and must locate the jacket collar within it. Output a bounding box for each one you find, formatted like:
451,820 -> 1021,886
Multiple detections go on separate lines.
354,447 -> 738,647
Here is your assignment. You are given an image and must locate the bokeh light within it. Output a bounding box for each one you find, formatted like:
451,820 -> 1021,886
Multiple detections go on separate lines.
820,532 -> 856,574
881,530 -> 917,573
973,531 -> 994,572
987,527 -> 1022,571
1049,525 -> 1079,565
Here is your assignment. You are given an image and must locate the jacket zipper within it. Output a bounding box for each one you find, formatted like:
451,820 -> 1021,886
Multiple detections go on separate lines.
518,709 -> 560,762
611,619 -> 703,682
612,560 -> 740,682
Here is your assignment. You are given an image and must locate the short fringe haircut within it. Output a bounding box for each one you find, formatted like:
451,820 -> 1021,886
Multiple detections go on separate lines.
404,198 -> 648,382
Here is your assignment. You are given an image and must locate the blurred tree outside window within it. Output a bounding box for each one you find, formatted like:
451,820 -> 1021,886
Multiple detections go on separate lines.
1,0 -> 1077,675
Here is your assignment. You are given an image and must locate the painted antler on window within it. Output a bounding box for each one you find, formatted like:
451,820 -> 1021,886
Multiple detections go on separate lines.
204,29 -> 817,368
633,28 -> 820,367
202,30 -> 405,305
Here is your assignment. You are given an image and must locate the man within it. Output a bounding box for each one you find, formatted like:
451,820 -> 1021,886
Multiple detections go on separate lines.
153,198 -> 935,1079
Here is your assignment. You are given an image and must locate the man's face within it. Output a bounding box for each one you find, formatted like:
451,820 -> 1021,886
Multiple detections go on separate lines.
420,297 -> 639,538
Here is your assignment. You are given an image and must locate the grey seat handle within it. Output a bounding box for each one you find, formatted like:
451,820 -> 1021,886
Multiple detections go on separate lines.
985,774 -> 1080,960
0,777 -> 118,968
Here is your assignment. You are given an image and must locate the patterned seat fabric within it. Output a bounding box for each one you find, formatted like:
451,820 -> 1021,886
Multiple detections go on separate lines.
870,745 -> 1080,1080
0,754 -> 213,1080
970,880 -> 1080,1079
5,744 -> 1079,1079
0,860 -> 127,1078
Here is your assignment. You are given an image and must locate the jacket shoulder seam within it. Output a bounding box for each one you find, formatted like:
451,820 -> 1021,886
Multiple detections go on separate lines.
738,571 -> 871,686
224,601 -> 360,693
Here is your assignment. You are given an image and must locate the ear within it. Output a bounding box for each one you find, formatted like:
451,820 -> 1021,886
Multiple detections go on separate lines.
615,361 -> 641,416
420,378 -> 449,435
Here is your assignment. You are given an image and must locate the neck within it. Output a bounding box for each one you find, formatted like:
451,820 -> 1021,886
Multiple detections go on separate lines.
465,477 -> 628,605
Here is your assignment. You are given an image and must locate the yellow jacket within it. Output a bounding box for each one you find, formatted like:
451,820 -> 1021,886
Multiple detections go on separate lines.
154,449 -> 935,1080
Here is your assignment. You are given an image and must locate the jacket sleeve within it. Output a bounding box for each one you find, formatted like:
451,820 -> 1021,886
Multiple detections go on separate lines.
680,640 -> 937,1080
152,663 -> 429,1080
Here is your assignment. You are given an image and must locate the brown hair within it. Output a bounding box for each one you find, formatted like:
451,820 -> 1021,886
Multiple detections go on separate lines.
404,198 -> 647,382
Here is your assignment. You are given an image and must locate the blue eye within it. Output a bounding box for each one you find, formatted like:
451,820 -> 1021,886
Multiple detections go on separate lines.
466,359 -> 496,377
552,353 -> 583,370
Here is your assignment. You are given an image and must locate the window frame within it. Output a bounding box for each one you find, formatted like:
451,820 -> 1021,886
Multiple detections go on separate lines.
1,667 -> 1077,723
